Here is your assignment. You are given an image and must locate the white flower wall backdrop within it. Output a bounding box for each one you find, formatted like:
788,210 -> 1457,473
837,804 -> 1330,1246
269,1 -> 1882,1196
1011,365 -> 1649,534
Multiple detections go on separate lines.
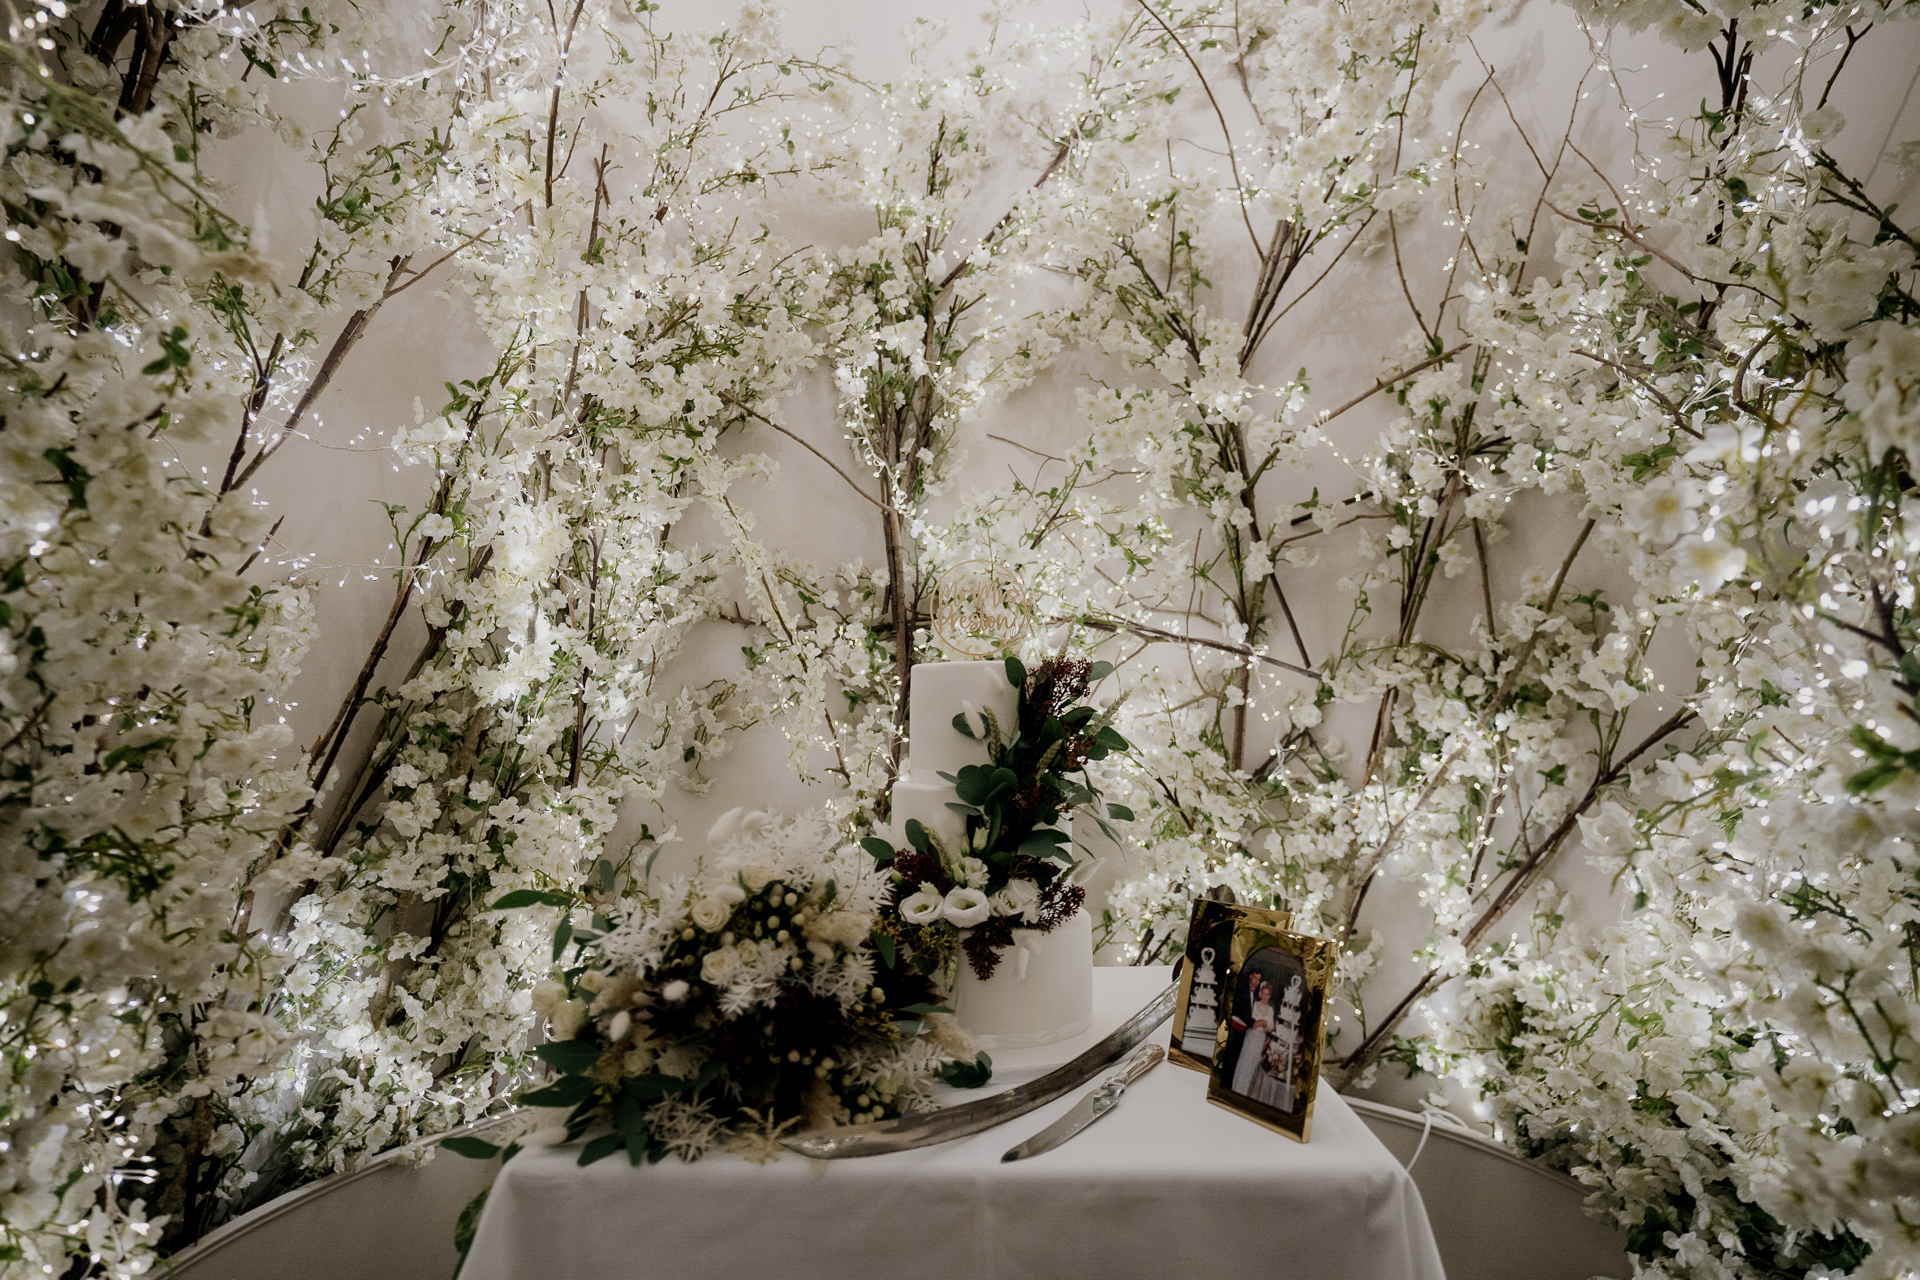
0,0 -> 1917,1275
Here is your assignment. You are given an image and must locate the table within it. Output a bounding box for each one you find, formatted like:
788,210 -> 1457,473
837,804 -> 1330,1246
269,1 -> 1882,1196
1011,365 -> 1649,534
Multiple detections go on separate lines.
462,966 -> 1446,1280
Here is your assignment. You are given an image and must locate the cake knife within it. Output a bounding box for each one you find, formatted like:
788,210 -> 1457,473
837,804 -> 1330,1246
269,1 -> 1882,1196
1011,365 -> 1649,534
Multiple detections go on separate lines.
1000,1043 -> 1165,1162
782,981 -> 1177,1159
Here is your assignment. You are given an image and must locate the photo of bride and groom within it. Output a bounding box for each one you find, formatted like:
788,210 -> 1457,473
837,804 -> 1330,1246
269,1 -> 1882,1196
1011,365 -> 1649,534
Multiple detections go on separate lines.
1217,949 -> 1308,1114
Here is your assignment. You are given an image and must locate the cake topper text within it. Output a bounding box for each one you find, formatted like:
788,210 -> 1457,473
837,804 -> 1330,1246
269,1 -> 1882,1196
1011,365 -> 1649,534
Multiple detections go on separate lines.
932,559 -> 1032,657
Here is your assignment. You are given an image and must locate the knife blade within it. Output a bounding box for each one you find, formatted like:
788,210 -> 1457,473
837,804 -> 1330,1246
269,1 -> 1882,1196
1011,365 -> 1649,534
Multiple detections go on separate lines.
781,981 -> 1178,1159
1000,1043 -> 1165,1162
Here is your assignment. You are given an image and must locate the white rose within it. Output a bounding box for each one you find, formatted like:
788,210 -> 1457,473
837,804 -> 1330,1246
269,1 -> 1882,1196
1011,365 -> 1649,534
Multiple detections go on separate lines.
690,897 -> 732,932
990,878 -> 1041,922
942,886 -> 992,928
898,884 -> 946,926
701,947 -> 742,984
959,857 -> 989,889
740,863 -> 777,892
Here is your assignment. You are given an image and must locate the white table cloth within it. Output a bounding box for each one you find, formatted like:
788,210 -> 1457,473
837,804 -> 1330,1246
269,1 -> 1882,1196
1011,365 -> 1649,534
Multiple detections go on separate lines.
463,966 -> 1445,1280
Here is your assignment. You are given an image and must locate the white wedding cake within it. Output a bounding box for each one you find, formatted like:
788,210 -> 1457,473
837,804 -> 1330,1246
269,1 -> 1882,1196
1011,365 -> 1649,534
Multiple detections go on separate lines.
1180,944 -> 1221,1057
893,660 -> 1094,1050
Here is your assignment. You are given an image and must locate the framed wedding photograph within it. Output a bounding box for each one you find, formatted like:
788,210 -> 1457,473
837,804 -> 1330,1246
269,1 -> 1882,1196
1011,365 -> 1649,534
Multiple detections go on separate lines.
1167,898 -> 1292,1072
1206,923 -> 1338,1143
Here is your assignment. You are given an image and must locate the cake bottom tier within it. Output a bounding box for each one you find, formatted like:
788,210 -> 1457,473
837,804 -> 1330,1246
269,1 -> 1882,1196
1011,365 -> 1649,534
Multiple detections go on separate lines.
952,908 -> 1094,1049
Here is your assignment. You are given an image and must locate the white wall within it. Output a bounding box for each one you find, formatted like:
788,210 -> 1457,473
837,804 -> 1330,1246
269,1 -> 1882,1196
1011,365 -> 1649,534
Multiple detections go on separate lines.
216,0 -> 1920,1111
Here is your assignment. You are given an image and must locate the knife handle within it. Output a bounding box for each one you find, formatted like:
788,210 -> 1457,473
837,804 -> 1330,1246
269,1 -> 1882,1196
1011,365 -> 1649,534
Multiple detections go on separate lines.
1117,1043 -> 1165,1087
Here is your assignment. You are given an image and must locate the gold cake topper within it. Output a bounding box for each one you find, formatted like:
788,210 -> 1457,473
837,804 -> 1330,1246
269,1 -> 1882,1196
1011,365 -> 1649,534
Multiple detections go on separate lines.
932,559 -> 1032,657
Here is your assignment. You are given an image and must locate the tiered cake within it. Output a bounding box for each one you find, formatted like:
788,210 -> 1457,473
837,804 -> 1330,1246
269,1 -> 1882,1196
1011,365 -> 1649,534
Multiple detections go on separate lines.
893,660 -> 1094,1049
1179,945 -> 1222,1058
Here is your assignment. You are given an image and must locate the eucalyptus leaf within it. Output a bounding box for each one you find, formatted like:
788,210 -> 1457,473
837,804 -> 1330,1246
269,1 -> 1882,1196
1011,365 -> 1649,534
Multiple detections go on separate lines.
518,1075 -> 595,1108
492,888 -> 572,910
578,1132 -> 624,1166
938,1051 -> 994,1089
534,1039 -> 603,1075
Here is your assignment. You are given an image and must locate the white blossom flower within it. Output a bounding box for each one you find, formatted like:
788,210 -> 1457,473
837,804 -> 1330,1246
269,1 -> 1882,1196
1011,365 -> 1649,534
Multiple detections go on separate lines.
1672,532 -> 1748,591
1623,475 -> 1703,543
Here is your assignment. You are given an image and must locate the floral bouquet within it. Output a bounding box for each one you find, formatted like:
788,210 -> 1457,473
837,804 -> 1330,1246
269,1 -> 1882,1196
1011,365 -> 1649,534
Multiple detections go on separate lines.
497,810 -> 971,1165
866,655 -> 1132,980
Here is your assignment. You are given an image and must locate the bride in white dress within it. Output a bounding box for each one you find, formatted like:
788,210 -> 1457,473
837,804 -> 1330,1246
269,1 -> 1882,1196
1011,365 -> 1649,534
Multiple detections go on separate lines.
1253,1027 -> 1294,1110
1230,977 -> 1274,1095
1251,973 -> 1304,1110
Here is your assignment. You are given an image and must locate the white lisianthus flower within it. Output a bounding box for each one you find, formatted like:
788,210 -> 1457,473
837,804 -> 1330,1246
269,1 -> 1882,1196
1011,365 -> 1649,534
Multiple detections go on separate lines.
1673,531 -> 1748,591
959,857 -> 989,888
990,878 -> 1040,921
899,884 -> 947,925
1623,475 -> 1702,543
689,897 -> 732,932
942,887 -> 992,928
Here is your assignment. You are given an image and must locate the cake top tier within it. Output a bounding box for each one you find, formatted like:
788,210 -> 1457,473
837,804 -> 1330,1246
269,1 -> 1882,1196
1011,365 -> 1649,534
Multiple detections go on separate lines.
908,659 -> 1017,781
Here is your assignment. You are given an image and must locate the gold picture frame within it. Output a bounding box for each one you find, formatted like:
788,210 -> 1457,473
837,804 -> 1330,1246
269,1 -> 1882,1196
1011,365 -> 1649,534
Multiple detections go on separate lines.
1206,923 -> 1338,1143
1167,898 -> 1292,1072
